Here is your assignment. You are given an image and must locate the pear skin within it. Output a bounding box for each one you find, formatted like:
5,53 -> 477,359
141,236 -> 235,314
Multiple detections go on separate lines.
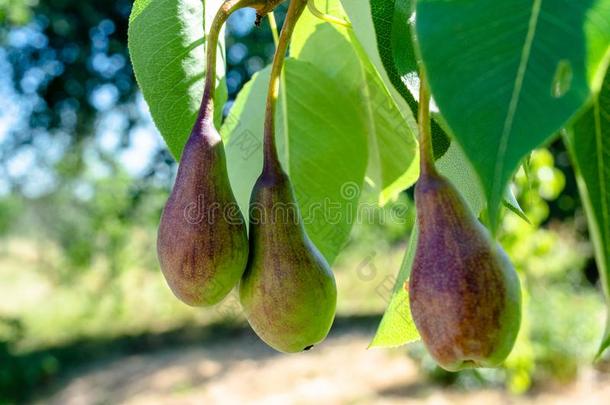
240,169 -> 337,353
157,114 -> 248,307
408,170 -> 521,371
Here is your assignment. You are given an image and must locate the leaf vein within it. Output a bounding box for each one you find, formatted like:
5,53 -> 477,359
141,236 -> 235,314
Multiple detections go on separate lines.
594,98 -> 610,245
493,0 -> 543,204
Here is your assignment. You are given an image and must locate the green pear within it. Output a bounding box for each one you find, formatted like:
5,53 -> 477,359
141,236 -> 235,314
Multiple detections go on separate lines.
240,168 -> 337,353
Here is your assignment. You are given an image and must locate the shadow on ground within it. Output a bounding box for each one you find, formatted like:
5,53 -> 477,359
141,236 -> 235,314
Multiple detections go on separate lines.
3,314 -> 382,403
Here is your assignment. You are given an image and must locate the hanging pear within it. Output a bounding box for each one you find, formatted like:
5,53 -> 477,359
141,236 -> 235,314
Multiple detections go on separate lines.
408,74 -> 521,371
156,0 -> 256,306
157,116 -> 248,306
240,168 -> 337,353
239,0 -> 337,353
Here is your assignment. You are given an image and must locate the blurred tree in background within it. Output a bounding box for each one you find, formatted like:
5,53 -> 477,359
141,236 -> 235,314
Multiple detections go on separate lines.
0,0 -> 286,276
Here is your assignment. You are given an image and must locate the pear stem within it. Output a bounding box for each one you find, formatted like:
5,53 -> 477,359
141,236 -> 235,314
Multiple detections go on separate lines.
418,70 -> 437,177
263,0 -> 308,177
200,0 -> 258,123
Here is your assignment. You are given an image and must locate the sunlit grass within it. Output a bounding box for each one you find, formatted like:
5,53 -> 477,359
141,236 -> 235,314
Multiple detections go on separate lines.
0,221 -> 408,353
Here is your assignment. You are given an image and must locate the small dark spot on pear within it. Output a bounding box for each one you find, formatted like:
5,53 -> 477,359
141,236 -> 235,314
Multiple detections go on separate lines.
303,345 -> 314,351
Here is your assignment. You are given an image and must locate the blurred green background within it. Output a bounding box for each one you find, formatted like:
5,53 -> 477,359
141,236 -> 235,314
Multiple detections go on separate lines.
1,1 -> 609,404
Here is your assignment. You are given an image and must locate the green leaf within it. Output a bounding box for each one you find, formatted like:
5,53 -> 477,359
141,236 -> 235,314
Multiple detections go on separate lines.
221,59 -> 368,264
291,1 -> 359,83
340,0 -> 416,127
291,1 -> 419,205
504,187 -> 530,224
369,224 -> 419,348
416,0 -> 610,231
128,0 -> 227,160
435,142 -> 487,217
564,69 -> 610,358
342,0 -> 450,159
372,0 -> 453,159
369,0 -> 417,106
436,141 -> 528,219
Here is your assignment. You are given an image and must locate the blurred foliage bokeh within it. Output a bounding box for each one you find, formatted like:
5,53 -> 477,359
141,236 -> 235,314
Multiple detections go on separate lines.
0,1 -> 608,403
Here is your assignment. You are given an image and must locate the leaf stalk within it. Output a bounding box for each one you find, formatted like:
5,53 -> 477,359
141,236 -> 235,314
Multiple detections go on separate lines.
307,0 -> 351,28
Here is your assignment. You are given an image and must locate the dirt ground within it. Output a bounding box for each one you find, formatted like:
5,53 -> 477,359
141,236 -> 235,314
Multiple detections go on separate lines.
38,326 -> 610,405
